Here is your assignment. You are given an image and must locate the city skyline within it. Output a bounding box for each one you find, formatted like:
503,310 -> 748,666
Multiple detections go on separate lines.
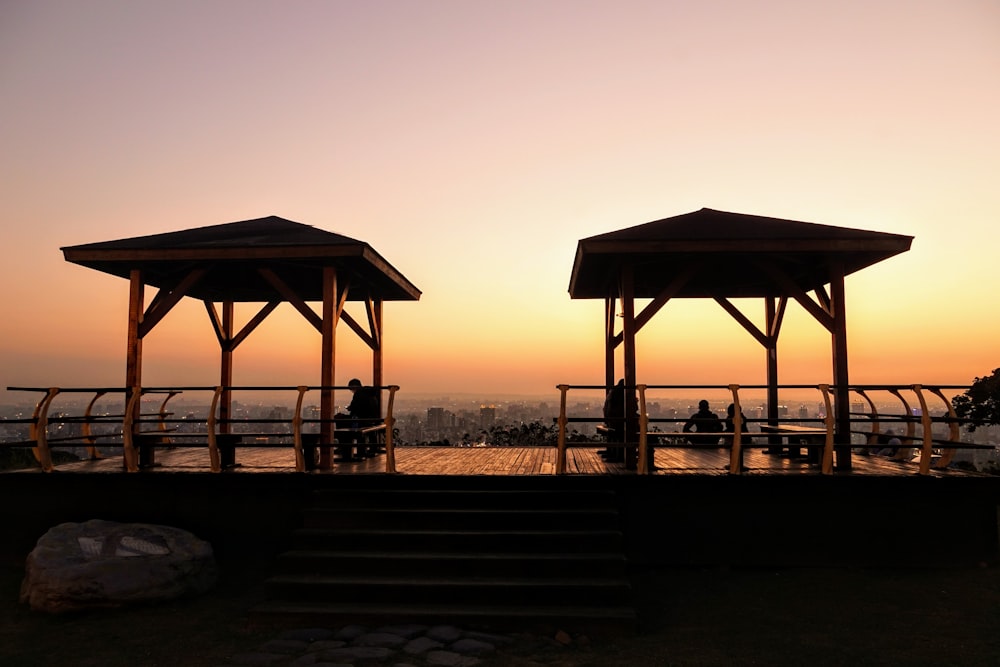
3,2 -> 998,401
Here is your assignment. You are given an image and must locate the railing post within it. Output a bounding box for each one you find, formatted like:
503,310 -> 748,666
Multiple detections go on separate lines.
30,387 -> 60,473
888,388 -> 916,461
929,387 -> 960,469
556,384 -> 569,474
83,390 -> 108,460
818,384 -> 835,475
122,387 -> 142,472
292,386 -> 309,472
637,384 -> 649,475
854,388 -> 880,453
206,386 -> 223,473
728,384 -> 743,475
384,385 -> 399,474
912,384 -> 934,476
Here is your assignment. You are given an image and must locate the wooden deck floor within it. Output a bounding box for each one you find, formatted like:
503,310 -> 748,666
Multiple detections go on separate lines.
13,444 -> 976,477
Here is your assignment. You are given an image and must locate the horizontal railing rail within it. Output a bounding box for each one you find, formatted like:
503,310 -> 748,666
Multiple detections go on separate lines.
554,382 -> 988,476
4,385 -> 399,474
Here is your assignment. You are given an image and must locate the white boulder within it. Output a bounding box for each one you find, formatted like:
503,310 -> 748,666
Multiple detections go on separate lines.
20,519 -> 217,613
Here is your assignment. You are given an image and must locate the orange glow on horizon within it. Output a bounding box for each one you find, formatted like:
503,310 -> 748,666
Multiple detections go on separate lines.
2,2 -> 998,402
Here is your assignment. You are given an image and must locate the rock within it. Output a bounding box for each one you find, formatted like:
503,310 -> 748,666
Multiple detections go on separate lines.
425,649 -> 481,667
375,623 -> 428,639
354,631 -> 408,648
449,638 -> 496,655
229,652 -> 288,666
19,519 -> 217,613
426,624 -> 463,643
319,646 -> 393,662
259,638 -> 310,654
279,628 -> 335,642
333,624 -> 368,640
403,636 -> 444,654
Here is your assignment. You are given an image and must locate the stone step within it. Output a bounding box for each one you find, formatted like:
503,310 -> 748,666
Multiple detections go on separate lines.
250,600 -> 638,634
289,527 -> 625,553
309,488 -> 619,511
274,549 -> 628,578
265,573 -> 632,606
300,507 -> 620,530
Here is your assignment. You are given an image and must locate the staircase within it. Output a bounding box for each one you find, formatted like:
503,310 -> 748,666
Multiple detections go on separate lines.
251,479 -> 636,632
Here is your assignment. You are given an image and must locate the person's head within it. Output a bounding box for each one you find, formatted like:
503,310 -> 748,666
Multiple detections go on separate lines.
727,403 -> 735,416
348,378 -> 362,393
698,400 -> 709,410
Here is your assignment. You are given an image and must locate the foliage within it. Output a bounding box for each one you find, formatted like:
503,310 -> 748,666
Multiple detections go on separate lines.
477,421 -> 589,447
952,368 -> 1000,432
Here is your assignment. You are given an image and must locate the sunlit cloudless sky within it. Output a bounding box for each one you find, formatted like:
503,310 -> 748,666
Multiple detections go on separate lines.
2,0 -> 998,402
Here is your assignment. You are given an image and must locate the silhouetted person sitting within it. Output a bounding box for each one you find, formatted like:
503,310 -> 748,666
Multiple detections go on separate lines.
873,429 -> 902,457
683,400 -> 723,446
602,379 -> 638,463
335,378 -> 381,460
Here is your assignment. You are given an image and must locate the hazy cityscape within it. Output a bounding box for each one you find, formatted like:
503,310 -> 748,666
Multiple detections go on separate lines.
3,390 -> 998,471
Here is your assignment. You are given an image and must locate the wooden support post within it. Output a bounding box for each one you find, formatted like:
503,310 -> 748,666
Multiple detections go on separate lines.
319,267 -> 337,469
830,264 -> 852,471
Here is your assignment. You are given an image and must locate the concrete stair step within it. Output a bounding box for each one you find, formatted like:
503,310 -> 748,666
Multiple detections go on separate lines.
300,507 -> 620,530
250,600 -> 638,634
290,527 -> 624,552
274,549 -> 627,577
265,573 -> 632,605
309,488 -> 619,510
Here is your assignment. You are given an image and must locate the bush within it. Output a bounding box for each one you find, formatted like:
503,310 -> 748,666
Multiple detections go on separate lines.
952,368 -> 1000,432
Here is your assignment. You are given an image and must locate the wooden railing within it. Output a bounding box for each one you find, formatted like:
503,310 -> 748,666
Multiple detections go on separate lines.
4,385 -> 399,473
555,383 -> 990,476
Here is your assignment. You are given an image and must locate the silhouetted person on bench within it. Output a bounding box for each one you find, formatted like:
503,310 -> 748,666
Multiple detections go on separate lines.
335,378 -> 381,460
683,400 -> 723,446
602,379 -> 638,464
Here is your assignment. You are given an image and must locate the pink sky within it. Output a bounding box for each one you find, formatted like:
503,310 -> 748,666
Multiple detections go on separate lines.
2,1 -> 998,402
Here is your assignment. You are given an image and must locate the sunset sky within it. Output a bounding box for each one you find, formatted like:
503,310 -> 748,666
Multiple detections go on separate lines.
2,1 -> 998,403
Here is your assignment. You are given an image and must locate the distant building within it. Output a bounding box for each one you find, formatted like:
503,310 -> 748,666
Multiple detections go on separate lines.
427,407 -> 446,430
480,404 -> 496,429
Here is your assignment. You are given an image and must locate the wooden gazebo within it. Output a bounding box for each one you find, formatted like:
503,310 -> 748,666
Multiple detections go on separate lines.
569,207 -> 913,470
61,216 -> 421,467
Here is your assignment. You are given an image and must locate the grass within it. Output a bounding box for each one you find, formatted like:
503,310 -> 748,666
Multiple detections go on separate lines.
3,554 -> 1000,667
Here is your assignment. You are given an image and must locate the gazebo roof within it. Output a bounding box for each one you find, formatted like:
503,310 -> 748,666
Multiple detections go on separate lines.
62,216 -> 421,302
569,208 -> 913,299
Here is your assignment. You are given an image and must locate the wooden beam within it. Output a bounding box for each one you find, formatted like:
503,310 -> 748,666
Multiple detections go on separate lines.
258,267 -> 322,331
319,266 -> 338,468
620,266 -> 638,469
204,301 -> 225,346
340,311 -> 375,348
138,268 -> 207,338
230,301 -> 280,350
372,298 -> 384,415
814,285 -> 832,315
125,269 -> 144,422
612,263 -> 696,347
366,296 -> 381,351
714,297 -> 770,348
752,260 -> 835,332
604,297 -> 616,388
769,296 -> 787,338
765,297 -> 780,450
830,262 -> 851,471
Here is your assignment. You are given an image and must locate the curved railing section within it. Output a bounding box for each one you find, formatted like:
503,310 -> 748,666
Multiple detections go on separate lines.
554,382 -> 986,476
4,384 -> 400,474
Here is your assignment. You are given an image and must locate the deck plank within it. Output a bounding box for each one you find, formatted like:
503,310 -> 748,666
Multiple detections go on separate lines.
5,443 -> 978,477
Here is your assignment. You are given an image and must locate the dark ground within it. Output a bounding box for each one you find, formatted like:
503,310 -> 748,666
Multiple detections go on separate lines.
3,554 -> 1000,667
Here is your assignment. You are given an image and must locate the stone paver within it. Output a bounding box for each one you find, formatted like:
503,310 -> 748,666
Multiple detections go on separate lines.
215,621 -> 584,667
